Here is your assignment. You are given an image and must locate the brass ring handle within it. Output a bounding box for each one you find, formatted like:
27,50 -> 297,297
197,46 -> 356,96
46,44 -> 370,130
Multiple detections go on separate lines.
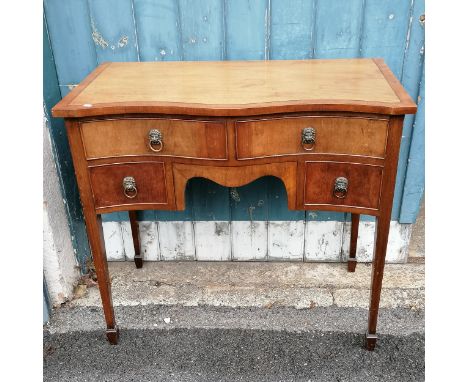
301,127 -> 316,151
123,176 -> 138,199
148,129 -> 163,152
333,177 -> 348,199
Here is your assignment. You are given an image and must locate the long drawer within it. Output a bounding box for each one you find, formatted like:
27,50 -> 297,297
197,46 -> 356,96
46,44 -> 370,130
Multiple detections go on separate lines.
80,118 -> 228,160
235,116 -> 388,159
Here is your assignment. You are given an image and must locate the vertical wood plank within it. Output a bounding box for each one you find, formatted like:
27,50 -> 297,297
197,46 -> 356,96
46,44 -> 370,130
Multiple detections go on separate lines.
44,0 -> 97,96
230,178 -> 269,260
133,0 -> 182,61
313,0 -> 364,58
360,0 -> 414,220
399,63 -> 425,223
138,221 -> 161,261
121,221 -> 136,260
87,0 -> 139,63
270,0 -> 315,59
225,0 -> 269,60
192,179 -> 231,260
267,176 -> 305,260
158,221 -> 196,260
305,212 -> 345,261
342,221 -> 411,263
268,221 -> 305,261
102,221 -> 126,261
178,0 -> 224,60
398,0 -> 425,222
360,0 -> 412,79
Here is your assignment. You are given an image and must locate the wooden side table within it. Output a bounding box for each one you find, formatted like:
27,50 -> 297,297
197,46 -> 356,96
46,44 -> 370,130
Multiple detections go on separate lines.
53,59 -> 416,350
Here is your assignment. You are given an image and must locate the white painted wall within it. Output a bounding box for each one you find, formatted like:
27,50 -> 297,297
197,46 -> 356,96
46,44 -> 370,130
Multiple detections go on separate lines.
43,114 -> 80,306
102,220 -> 413,263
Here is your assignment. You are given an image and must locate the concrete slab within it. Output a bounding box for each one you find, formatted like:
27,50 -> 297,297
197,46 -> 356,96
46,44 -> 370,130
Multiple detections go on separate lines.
69,262 -> 425,310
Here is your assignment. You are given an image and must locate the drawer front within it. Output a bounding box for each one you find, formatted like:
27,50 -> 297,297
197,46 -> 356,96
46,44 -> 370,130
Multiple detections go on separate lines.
235,116 -> 388,159
81,118 -> 227,160
304,161 -> 382,210
89,162 -> 168,209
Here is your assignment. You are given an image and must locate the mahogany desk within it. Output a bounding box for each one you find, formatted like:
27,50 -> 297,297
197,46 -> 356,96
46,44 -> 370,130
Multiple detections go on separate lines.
53,59 -> 417,350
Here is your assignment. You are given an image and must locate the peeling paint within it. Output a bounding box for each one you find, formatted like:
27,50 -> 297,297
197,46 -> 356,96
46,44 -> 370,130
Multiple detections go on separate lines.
91,21 -> 109,49
118,35 -> 129,48
419,14 -> 425,26
230,188 -> 241,202
91,20 -> 129,51
214,222 -> 229,236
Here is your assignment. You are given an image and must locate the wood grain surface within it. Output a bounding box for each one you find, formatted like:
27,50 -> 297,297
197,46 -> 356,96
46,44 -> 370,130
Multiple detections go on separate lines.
304,161 -> 383,210
81,118 -> 227,160
89,162 -> 169,210
52,59 -> 417,117
235,116 -> 388,159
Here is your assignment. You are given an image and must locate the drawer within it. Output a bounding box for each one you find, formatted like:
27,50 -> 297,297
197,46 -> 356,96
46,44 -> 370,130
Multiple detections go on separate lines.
235,116 -> 388,159
304,161 -> 382,210
81,118 -> 227,160
89,162 -> 168,209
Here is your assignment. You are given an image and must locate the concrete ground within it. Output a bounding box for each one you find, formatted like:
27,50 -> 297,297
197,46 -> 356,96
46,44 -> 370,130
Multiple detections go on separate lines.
44,260 -> 424,381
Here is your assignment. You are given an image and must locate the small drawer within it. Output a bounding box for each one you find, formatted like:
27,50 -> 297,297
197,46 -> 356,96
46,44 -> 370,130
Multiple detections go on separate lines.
89,162 -> 168,209
235,116 -> 388,159
304,161 -> 382,211
80,118 -> 227,160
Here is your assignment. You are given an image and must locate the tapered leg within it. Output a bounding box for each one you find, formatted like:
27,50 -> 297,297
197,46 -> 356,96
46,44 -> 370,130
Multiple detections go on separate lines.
65,120 -> 119,344
366,216 -> 392,351
129,211 -> 142,268
365,116 -> 404,351
85,212 -> 119,344
348,214 -> 359,272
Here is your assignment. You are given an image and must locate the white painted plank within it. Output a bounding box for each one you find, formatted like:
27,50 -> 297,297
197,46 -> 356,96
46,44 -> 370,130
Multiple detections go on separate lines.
304,221 -> 344,261
102,221 -> 125,261
268,221 -> 305,261
102,220 -> 412,263
341,221 -> 412,263
120,221 -> 135,260
231,221 -> 268,260
194,221 -> 231,261
138,221 -> 160,261
158,221 -> 196,260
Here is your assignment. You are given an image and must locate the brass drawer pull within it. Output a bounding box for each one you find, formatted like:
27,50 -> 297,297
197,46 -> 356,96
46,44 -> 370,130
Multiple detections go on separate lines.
301,127 -> 316,151
333,177 -> 348,199
122,176 -> 138,198
148,129 -> 163,152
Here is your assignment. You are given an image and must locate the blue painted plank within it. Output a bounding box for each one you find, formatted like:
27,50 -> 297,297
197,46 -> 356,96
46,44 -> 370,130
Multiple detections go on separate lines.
398,0 -> 425,222
44,0 -> 97,96
308,0 -> 365,221
360,0 -> 412,79
270,0 -> 314,60
87,0 -> 139,63
360,0 -> 413,220
313,0 -> 364,58
267,177 -> 304,221
230,178 -> 269,221
178,0 -> 224,60
191,179 -> 231,221
154,178 -> 194,221
225,0 -> 269,60
399,63 -> 425,223
133,0 -> 182,61
44,15 -> 91,270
